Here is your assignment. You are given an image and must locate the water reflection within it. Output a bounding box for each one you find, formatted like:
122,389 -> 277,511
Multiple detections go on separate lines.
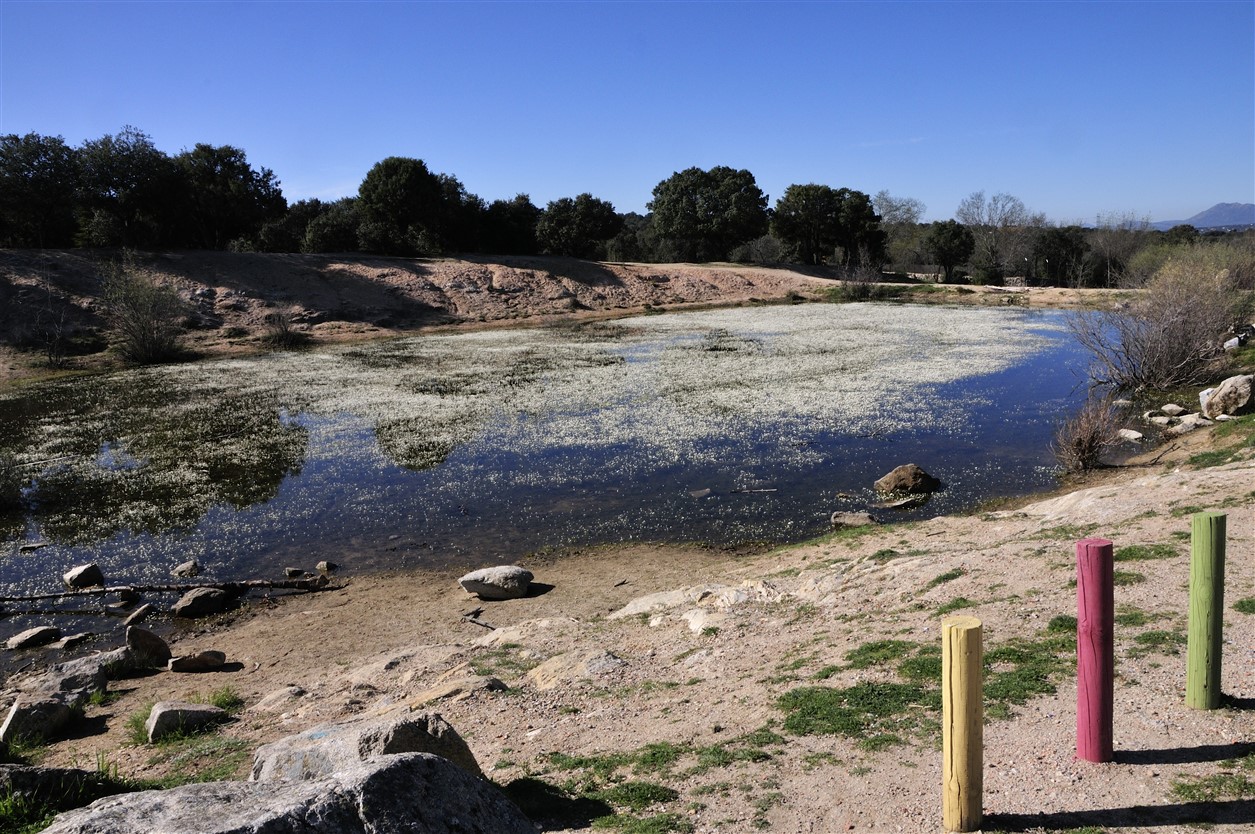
0,305 -> 1088,604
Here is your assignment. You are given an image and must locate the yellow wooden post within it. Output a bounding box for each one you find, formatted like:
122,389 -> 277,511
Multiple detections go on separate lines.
943,615 -> 983,832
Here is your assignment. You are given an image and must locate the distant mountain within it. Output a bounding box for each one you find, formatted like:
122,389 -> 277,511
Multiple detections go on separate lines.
1152,202 -> 1255,231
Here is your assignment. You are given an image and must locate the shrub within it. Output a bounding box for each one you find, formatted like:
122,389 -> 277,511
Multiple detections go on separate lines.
102,258 -> 187,364
1068,263 -> 1251,391
261,309 -> 309,348
1052,393 -> 1122,473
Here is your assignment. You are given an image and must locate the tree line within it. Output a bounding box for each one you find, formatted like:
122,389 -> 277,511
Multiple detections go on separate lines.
2,126 -> 1247,288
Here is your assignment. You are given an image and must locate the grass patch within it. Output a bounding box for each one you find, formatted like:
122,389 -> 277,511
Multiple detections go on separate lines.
936,597 -> 975,616
1169,504 -> 1206,517
470,644 -> 539,678
1233,597 -> 1255,615
1114,543 -> 1177,561
1047,615 -> 1077,634
1115,605 -> 1151,627
1170,754 -> 1255,801
1130,629 -> 1187,657
590,782 -> 680,812
1030,523 -> 1100,541
141,736 -> 253,786
1112,570 -> 1146,586
591,813 -> 694,833
845,639 -> 916,669
925,568 -> 965,590
192,686 -> 245,714
776,682 -> 938,743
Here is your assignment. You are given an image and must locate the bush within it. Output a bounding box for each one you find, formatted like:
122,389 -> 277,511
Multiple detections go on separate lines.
1052,393 -> 1122,473
1068,263 -> 1252,391
261,309 -> 309,348
102,258 -> 188,364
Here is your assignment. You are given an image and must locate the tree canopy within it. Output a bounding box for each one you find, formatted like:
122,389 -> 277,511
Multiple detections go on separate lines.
924,220 -> 975,283
536,194 -> 622,258
772,184 -> 885,268
647,166 -> 768,262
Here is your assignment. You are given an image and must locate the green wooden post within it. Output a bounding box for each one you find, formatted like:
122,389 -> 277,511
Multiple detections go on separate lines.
1186,511 -> 1226,710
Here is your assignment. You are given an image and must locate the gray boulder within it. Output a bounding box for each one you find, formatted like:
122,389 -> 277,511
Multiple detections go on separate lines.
172,559 -> 201,578
830,511 -> 877,530
168,650 -> 227,672
874,463 -> 942,494
7,625 -> 61,650
145,701 -> 229,743
251,711 -> 482,781
0,649 -> 132,745
125,626 -> 172,666
41,753 -> 534,834
1202,374 -> 1253,419
172,587 -> 229,618
459,565 -> 534,600
62,563 -> 104,589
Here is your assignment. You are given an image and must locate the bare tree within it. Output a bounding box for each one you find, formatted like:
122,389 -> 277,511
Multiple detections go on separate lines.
873,190 -> 927,269
1052,393 -> 1122,473
1068,262 -> 1250,391
102,254 -> 188,364
955,191 -> 1040,283
1088,211 -> 1151,287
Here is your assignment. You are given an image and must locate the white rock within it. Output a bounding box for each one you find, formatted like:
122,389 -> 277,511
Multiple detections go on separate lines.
1160,403 -> 1186,416
1116,429 -> 1144,442
457,565 -> 533,600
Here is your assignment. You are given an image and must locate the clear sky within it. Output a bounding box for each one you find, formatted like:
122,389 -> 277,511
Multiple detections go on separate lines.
1,0 -> 1251,225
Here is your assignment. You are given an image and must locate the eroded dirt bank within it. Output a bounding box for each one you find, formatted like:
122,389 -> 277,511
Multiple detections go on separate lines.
0,249 -> 1121,387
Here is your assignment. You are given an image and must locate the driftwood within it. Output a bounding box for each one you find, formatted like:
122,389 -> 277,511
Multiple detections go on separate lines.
0,576 -> 332,605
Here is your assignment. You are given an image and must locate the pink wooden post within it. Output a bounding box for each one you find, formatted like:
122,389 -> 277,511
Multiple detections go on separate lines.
1076,537 -> 1114,763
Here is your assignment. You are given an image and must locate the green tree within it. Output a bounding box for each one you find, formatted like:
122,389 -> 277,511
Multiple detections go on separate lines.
924,220 -> 975,283
302,198 -> 362,253
873,190 -> 927,268
647,166 -> 768,262
1030,225 -> 1089,286
356,157 -> 443,255
0,132 -> 79,248
76,126 -> 178,248
434,173 -> 486,253
258,199 -> 327,253
173,144 -> 286,249
773,185 -> 886,267
535,193 -> 622,258
482,194 -> 541,255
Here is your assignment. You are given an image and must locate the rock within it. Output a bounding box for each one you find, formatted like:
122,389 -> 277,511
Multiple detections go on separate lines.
251,711 -> 482,781
171,587 -> 229,618
408,664 -> 508,707
54,632 -> 94,650
117,587 -> 141,604
458,565 -> 534,600
316,560 -> 338,573
1160,403 -> 1186,416
872,493 -> 928,510
873,463 -> 942,494
145,700 -> 229,743
1201,374 -> 1253,419
526,650 -> 627,691
681,609 -> 729,633
62,563 -> 104,589
1117,428 -> 1144,442
283,567 -> 304,578
171,559 -> 200,578
41,753 -> 535,834
0,764 -> 124,815
125,626 -> 171,666
1224,336 -> 1241,351
250,686 -> 306,713
0,650 -> 127,745
1149,415 -> 1174,426
1165,413 -> 1214,437
830,511 -> 877,529
7,626 -> 62,650
168,650 -> 226,673
123,603 -> 154,626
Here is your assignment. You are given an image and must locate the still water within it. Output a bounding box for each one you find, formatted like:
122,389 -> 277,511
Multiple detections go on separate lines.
0,303 -> 1089,624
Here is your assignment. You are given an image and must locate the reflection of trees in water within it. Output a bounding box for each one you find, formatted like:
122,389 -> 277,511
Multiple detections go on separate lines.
0,373 -> 306,545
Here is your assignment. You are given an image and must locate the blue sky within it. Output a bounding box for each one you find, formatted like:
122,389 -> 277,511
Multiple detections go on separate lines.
1,0 -> 1251,224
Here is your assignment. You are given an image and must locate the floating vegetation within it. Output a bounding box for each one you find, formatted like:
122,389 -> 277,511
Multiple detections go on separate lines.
0,305 -> 1086,621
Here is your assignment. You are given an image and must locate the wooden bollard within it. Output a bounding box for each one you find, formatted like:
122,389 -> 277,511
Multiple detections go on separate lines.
1186,512 -> 1226,709
942,615 -> 982,832
1076,537 -> 1114,763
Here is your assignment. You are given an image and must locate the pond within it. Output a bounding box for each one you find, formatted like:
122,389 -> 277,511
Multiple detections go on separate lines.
0,302 -> 1089,632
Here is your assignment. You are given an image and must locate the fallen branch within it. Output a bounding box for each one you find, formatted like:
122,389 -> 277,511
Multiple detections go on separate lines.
461,615 -> 496,630
0,576 -> 333,605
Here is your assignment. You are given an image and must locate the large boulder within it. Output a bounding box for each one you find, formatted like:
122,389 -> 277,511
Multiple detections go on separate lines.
125,626 -> 171,667
41,753 -> 534,834
0,649 -> 131,745
171,587 -> 229,618
6,626 -> 61,650
62,563 -> 104,589
873,463 -> 942,495
145,701 -> 229,743
251,711 -> 482,781
458,566 -> 534,600
830,511 -> 877,530
1202,374 -> 1253,419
